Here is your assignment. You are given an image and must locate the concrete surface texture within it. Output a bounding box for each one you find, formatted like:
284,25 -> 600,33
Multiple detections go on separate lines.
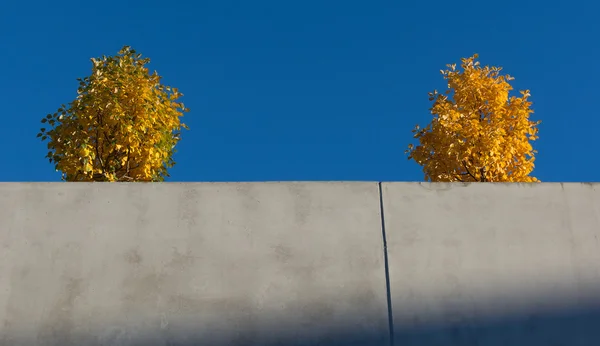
0,182 -> 389,346
382,182 -> 600,346
0,182 -> 599,346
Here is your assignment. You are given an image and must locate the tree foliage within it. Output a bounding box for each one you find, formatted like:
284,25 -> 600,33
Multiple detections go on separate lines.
406,54 -> 540,182
38,46 -> 189,182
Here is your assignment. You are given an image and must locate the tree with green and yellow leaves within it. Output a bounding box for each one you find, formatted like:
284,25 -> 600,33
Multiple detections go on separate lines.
38,46 -> 189,182
406,54 -> 540,182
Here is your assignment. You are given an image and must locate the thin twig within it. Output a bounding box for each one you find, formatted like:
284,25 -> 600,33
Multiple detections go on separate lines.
462,160 -> 477,181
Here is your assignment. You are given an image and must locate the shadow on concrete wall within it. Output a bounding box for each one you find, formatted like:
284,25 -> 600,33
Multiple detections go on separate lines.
393,303 -> 600,346
7,303 -> 600,345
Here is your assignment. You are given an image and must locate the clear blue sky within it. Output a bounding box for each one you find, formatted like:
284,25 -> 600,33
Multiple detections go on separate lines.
1,0 -> 598,182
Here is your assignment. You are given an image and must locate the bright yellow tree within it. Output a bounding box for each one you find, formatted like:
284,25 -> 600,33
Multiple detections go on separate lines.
38,46 -> 189,182
406,54 -> 540,182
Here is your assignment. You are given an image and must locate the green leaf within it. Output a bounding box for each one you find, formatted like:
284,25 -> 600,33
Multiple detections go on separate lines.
37,133 -> 42,138
46,114 -> 52,119
41,118 -> 47,123
41,136 -> 47,141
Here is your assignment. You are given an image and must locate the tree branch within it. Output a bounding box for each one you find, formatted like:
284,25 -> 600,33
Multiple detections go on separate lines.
461,160 -> 477,181
95,110 -> 105,175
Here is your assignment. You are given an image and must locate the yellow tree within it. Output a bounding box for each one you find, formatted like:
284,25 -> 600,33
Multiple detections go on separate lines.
406,54 -> 540,182
38,46 -> 189,182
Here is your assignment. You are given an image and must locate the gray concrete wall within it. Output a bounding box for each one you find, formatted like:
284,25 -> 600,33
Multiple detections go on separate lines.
382,182 -> 600,346
1,182 -> 600,346
0,182 -> 389,346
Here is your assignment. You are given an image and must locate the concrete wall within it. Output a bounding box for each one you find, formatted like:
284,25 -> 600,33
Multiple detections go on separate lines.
1,182 -> 599,346
382,183 -> 600,346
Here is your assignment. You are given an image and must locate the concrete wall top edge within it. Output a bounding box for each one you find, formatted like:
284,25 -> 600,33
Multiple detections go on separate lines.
0,181 -> 598,185
0,181 -> 381,192
0,181 -> 379,186
382,182 -> 600,192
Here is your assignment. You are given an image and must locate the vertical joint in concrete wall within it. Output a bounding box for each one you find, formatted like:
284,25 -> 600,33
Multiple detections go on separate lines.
378,182 -> 394,346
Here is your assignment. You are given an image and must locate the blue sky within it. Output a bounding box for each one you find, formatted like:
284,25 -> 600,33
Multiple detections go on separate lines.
1,0 -> 597,182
